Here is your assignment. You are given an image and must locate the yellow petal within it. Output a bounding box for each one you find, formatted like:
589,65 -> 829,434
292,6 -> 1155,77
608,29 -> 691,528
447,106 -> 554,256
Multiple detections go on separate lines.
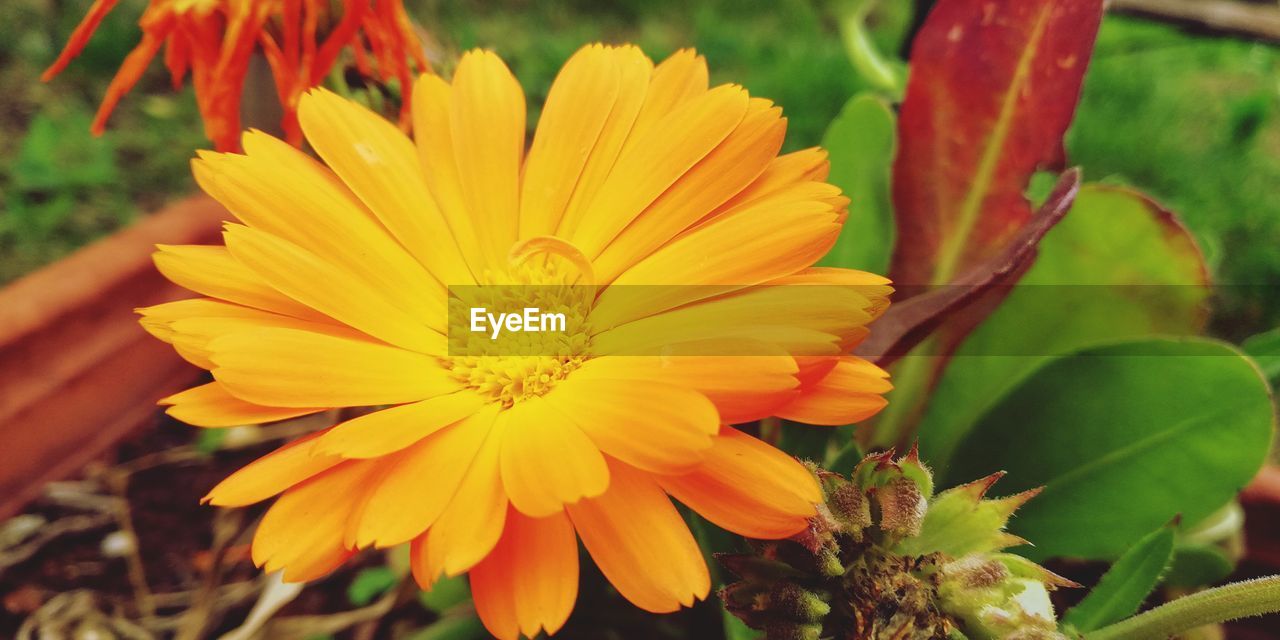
152,245 -> 323,320
251,460 -> 379,581
471,509 -> 578,640
346,404 -> 499,548
165,311 -> 365,370
591,285 -> 855,360
160,382 -> 323,427
204,431 -> 344,507
594,185 -> 843,326
519,44 -> 620,238
780,267 -> 893,322
223,223 -> 445,352
137,298 -> 276,324
709,146 -> 830,216
469,542 -> 520,640
593,97 -> 785,283
298,88 -> 474,286
624,48 -> 709,144
660,427 -> 819,539
570,84 -> 750,258
411,74 -> 485,276
194,133 -> 447,325
543,371 -> 717,474
776,356 -> 892,425
553,46 -> 653,239
572,348 -> 801,425
209,327 -> 458,407
139,298 -> 332,368
449,50 -> 526,272
416,413 -> 509,582
594,281 -> 876,357
311,392 -> 488,459
500,397 -> 609,517
567,459 -> 710,613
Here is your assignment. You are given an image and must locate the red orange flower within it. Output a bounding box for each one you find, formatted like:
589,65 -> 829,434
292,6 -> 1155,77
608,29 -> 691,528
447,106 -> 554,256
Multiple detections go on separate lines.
43,0 -> 429,150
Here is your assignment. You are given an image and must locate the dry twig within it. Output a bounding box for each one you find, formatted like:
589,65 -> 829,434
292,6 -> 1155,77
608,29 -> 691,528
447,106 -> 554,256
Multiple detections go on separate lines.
1110,0 -> 1280,42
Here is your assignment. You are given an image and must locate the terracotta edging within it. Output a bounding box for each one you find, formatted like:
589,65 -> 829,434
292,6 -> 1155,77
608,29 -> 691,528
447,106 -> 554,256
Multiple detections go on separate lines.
0,196 -> 229,520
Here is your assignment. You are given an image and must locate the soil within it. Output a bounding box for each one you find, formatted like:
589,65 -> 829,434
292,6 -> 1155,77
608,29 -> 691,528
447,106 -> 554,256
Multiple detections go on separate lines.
0,409 -> 718,639
0,409 -> 1275,639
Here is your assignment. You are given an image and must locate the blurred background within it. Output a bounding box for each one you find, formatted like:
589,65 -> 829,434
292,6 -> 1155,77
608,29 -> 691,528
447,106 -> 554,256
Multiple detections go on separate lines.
4,0 -> 1280,335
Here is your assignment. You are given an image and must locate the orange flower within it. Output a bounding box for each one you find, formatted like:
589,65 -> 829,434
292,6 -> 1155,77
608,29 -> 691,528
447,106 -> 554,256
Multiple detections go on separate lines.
43,0 -> 429,151
138,45 -> 893,639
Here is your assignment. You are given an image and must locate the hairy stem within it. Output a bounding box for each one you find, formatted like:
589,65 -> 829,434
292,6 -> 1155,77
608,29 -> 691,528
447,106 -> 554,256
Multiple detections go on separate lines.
1088,575 -> 1280,640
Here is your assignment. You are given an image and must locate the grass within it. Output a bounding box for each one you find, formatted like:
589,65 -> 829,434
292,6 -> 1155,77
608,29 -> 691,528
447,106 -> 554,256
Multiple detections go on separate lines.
0,0 -> 206,284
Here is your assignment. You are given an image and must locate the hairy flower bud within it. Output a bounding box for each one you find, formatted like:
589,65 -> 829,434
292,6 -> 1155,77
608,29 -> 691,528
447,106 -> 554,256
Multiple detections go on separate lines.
720,449 -> 1073,640
825,479 -> 872,534
769,583 -> 831,623
878,476 -> 928,538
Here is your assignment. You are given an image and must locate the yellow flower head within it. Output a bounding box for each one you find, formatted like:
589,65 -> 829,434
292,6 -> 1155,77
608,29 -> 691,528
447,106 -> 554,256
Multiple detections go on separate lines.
138,44 -> 893,639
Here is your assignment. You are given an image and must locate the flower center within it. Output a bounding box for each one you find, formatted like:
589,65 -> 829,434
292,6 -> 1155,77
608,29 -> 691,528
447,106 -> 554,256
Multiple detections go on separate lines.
442,237 -> 595,407
446,354 -> 584,407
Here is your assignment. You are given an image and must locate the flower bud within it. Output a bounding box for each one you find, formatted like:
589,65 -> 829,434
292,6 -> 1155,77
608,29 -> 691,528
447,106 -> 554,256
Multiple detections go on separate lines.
825,479 -> 872,535
878,476 -> 927,538
768,583 -> 831,623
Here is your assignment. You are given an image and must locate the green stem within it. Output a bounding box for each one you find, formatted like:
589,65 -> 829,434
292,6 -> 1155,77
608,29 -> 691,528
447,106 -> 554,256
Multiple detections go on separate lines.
759,416 -> 782,447
1088,576 -> 1280,640
836,2 -> 904,100
867,344 -> 937,449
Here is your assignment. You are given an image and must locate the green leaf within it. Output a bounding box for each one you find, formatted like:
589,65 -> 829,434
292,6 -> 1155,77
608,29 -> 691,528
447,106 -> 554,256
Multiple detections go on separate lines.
418,574 -> 472,613
1243,327 -> 1280,385
1163,544 -> 1235,589
723,609 -> 761,640
194,428 -> 229,455
943,338 -> 1275,561
778,420 -> 833,462
1063,522 -> 1176,633
827,439 -> 865,476
687,512 -> 761,640
347,566 -> 398,606
919,186 -> 1211,472
816,92 -> 895,274
894,473 -> 1027,559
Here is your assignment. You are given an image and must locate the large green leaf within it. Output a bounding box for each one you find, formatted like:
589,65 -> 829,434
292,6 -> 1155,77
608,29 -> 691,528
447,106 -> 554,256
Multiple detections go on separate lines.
816,92 -> 896,274
1243,327 -> 1280,385
943,338 -> 1274,561
1062,522 -> 1176,633
1163,544 -> 1235,589
918,186 -> 1210,471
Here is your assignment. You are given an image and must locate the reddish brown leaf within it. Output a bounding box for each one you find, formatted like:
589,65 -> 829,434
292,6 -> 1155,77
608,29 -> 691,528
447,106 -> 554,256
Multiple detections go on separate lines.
860,168 -> 1081,366
890,0 -> 1104,289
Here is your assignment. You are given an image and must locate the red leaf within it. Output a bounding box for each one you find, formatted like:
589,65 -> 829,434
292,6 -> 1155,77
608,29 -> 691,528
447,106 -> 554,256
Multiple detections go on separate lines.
890,0 -> 1103,289
860,168 -> 1081,367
